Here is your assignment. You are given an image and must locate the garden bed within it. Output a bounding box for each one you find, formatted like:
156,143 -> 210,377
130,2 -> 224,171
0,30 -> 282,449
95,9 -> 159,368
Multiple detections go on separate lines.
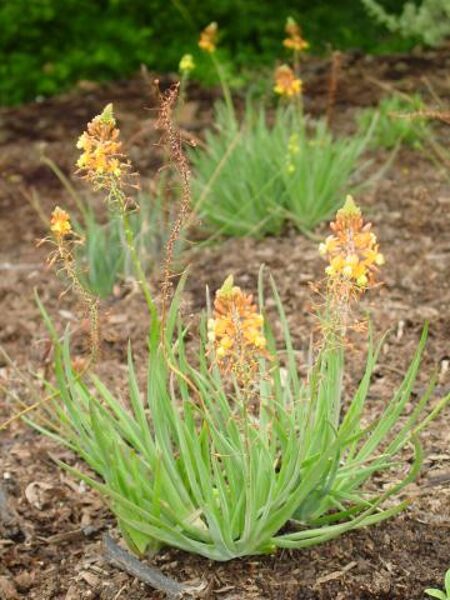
0,49 -> 449,599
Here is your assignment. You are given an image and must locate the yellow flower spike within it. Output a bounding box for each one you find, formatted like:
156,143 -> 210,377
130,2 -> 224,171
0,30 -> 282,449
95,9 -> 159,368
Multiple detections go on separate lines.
76,104 -> 130,191
179,54 -> 195,74
208,275 -> 268,377
283,16 -> 309,53
274,65 -> 302,98
50,206 -> 72,239
320,196 -> 384,299
198,22 -> 218,53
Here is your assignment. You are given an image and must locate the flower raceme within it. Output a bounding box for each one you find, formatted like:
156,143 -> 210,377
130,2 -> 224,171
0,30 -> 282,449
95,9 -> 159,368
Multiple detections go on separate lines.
208,275 -> 267,374
198,22 -> 218,53
319,196 -> 385,293
274,65 -> 302,98
179,53 -> 195,74
48,206 -> 99,362
76,104 -> 129,190
283,17 -> 309,53
50,206 -> 72,240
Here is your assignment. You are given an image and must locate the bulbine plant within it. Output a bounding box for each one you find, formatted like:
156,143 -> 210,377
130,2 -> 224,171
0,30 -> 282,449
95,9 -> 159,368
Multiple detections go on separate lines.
357,94 -> 432,150
25,91 -> 449,562
191,102 -> 375,236
189,16 -> 374,237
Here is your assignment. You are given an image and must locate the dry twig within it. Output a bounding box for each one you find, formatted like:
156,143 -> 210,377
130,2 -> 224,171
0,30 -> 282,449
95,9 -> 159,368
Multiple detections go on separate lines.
103,534 -> 206,598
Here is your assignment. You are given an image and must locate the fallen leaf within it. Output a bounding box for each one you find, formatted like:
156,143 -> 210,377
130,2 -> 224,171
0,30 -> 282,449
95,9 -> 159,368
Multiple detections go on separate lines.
24,481 -> 54,510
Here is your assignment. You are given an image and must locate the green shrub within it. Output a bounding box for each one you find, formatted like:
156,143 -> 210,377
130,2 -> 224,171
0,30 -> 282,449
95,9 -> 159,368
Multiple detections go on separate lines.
357,94 -> 432,150
191,103 -> 374,236
1,0 -> 415,105
361,0 -> 450,47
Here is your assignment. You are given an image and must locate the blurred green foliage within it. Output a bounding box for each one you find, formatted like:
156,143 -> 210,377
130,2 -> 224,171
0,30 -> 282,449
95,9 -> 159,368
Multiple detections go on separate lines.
1,0 -> 418,105
357,94 -> 432,149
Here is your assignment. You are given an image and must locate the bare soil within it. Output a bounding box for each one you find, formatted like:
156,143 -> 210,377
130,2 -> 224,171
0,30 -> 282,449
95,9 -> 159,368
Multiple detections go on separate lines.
0,49 -> 449,599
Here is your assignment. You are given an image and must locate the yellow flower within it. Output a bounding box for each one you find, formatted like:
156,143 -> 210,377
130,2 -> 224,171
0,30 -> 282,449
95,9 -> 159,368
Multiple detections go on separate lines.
76,104 -> 129,190
283,17 -> 309,53
285,133 -> 299,174
50,207 -> 72,239
320,195 -> 384,295
287,133 -> 300,155
198,22 -> 218,53
274,65 -> 302,98
208,275 -> 267,373
179,54 -> 195,74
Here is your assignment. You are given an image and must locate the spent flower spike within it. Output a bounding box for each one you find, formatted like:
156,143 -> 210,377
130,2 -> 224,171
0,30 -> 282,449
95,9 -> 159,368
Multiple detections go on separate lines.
179,54 -> 195,74
283,16 -> 309,53
76,104 -> 129,190
274,65 -> 302,98
198,22 -> 218,53
208,275 -> 267,373
320,195 -> 385,294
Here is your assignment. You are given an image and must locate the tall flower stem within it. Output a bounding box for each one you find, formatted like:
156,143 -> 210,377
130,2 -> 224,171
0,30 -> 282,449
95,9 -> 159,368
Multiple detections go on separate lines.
211,53 -> 234,118
109,183 -> 158,326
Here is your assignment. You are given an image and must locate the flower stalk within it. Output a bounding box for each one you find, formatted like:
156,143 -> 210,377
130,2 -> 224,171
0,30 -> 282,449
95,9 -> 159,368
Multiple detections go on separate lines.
283,16 -> 309,76
76,104 -> 157,323
198,22 -> 234,117
48,207 -> 100,363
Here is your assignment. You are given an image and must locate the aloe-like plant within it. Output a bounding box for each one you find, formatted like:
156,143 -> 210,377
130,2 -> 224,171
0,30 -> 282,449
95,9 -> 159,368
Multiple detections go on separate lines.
31,268 -> 447,560
191,102 -> 374,236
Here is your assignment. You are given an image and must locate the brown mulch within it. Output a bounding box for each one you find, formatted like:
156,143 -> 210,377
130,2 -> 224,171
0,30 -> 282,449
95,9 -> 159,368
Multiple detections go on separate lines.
0,49 -> 449,599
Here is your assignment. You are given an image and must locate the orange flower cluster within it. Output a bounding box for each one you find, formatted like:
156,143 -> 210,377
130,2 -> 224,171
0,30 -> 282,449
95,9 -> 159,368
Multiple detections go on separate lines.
208,276 -> 267,373
319,196 -> 384,292
283,17 -> 309,53
198,22 -> 218,53
76,104 -> 128,189
50,207 -> 72,240
274,65 -> 302,98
